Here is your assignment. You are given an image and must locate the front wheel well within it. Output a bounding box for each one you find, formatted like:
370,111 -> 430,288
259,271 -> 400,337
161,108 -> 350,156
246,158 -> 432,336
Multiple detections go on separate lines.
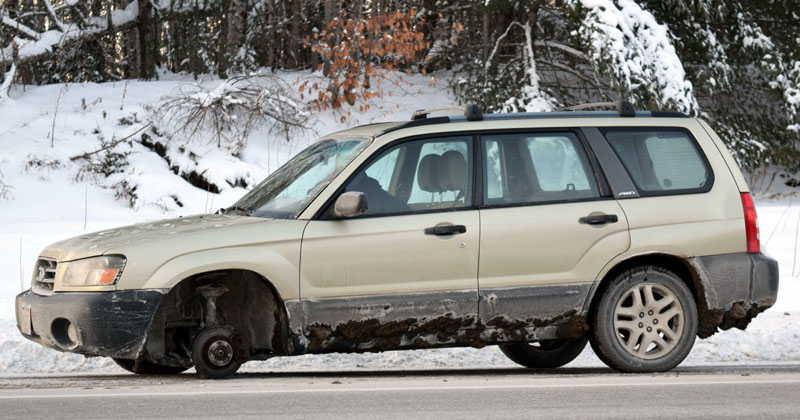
142,269 -> 291,367
587,254 -> 713,337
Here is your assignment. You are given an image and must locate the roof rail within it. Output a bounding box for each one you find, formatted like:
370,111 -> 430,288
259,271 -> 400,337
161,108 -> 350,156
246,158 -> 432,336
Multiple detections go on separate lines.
411,103 -> 483,121
375,100 -> 688,137
561,100 -> 635,117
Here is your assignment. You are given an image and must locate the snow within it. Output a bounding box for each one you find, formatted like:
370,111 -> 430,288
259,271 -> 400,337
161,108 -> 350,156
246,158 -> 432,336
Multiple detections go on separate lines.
0,73 -> 798,375
572,0 -> 698,114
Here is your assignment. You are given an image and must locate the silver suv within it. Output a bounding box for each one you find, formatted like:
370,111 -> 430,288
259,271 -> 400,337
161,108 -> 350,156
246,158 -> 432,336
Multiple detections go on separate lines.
16,102 -> 778,378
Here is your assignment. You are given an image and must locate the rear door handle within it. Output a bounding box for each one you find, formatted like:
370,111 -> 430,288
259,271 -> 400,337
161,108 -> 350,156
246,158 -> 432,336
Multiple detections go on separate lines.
424,225 -> 467,236
579,214 -> 619,225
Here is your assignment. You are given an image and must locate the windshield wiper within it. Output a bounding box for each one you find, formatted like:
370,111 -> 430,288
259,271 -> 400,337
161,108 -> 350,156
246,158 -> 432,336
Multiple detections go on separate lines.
217,205 -> 253,216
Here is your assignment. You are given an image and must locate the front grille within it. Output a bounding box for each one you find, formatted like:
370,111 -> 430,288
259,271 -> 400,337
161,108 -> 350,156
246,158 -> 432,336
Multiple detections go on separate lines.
32,258 -> 57,294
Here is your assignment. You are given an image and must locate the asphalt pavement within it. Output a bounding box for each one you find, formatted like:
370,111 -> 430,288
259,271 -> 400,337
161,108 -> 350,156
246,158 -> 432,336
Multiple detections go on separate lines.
1,365 -> 799,419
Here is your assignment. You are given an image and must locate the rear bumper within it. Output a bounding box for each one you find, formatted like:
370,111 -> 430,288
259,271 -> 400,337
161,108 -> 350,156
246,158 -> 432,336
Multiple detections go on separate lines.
15,289 -> 166,359
688,252 -> 779,337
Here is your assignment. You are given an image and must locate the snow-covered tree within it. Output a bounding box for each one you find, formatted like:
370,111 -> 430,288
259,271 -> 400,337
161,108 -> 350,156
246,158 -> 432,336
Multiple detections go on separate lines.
643,0 -> 800,169
1,0 -> 798,170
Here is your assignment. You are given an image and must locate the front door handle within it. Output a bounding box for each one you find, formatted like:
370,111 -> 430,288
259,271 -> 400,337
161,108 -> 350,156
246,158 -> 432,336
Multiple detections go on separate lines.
424,225 -> 467,236
579,214 -> 619,225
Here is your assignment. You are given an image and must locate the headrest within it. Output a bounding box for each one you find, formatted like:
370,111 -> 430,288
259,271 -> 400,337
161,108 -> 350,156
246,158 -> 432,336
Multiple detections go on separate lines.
417,154 -> 441,193
438,150 -> 467,192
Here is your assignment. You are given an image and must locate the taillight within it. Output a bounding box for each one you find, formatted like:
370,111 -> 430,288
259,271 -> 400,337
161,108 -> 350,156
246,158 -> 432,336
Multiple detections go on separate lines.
740,192 -> 760,254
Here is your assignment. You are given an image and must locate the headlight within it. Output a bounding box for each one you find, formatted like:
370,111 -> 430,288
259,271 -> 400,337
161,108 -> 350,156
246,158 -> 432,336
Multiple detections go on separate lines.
61,255 -> 126,287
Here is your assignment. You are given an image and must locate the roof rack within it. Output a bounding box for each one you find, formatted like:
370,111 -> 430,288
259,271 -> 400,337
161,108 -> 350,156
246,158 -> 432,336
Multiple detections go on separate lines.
560,100 -> 635,117
374,101 -> 688,137
411,103 -> 483,121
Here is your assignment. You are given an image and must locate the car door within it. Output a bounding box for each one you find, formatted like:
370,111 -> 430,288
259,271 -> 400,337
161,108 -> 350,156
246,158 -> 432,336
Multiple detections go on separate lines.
300,135 -> 480,351
477,130 -> 630,324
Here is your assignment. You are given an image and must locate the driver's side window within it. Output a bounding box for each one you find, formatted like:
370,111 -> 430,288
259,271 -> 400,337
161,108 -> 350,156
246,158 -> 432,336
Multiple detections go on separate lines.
344,136 -> 473,216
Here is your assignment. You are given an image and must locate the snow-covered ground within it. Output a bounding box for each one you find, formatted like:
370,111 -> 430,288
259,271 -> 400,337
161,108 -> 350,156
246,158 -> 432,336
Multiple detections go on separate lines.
0,75 -> 798,374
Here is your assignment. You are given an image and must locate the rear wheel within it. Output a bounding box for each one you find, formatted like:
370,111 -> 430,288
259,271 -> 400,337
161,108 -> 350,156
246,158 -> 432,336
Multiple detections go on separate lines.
499,337 -> 588,369
192,327 -> 241,379
590,265 -> 698,373
112,358 -> 189,375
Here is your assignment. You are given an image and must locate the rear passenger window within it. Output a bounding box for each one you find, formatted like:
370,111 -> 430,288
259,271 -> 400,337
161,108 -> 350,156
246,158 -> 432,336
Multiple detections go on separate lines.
602,128 -> 712,195
482,132 -> 600,205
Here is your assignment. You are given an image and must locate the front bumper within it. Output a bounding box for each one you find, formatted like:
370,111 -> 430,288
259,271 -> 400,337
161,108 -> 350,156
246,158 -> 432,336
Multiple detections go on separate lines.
689,252 -> 779,337
15,289 -> 166,359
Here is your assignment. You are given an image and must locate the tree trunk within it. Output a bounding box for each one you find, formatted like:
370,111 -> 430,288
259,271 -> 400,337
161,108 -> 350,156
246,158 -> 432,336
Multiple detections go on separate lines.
482,13 -> 489,62
218,0 -> 231,77
322,0 -> 335,75
137,0 -> 155,79
227,0 -> 246,70
288,0 -> 301,68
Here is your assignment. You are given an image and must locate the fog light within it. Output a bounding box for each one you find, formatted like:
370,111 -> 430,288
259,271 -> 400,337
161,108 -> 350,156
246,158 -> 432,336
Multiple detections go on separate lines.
51,318 -> 79,349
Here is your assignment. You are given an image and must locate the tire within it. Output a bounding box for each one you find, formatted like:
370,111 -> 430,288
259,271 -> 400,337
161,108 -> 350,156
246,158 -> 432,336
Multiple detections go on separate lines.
192,327 -> 241,379
499,337 -> 588,369
112,358 -> 189,375
590,265 -> 698,373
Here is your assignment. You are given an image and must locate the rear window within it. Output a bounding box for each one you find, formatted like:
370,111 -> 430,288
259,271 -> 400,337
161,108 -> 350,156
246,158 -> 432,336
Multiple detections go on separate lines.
601,128 -> 712,195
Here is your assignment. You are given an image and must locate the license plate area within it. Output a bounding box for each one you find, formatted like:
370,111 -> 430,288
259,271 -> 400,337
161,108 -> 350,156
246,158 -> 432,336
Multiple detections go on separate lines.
19,305 -> 32,335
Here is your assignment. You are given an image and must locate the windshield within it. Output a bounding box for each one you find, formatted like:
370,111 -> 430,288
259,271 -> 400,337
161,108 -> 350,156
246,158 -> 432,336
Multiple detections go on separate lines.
232,138 -> 369,219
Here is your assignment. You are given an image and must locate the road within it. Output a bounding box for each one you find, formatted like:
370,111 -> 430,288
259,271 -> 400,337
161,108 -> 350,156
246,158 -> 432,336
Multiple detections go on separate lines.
1,365 -> 799,419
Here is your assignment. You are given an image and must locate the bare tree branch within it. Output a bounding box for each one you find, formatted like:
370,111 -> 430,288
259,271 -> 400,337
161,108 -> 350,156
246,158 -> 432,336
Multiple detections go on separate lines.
534,40 -> 588,61
537,59 -> 602,87
0,1 -> 141,67
154,74 -> 314,153
43,0 -> 68,33
70,122 -> 152,161
1,14 -> 41,40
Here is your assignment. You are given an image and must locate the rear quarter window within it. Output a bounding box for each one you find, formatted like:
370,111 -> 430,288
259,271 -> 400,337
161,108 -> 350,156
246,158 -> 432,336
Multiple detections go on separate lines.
601,128 -> 713,196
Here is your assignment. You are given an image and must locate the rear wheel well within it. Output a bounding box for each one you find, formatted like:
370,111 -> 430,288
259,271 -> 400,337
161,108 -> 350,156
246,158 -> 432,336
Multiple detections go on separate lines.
142,269 -> 290,367
588,254 -> 713,337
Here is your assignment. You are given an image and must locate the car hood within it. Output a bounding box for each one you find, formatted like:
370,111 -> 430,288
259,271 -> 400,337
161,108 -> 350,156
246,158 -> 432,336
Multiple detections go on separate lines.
40,214 -> 267,262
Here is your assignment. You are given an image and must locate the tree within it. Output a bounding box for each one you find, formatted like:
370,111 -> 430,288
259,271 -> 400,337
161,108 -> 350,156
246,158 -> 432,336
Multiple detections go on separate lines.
1,0 -> 798,171
301,7 -> 428,113
448,0 -> 797,169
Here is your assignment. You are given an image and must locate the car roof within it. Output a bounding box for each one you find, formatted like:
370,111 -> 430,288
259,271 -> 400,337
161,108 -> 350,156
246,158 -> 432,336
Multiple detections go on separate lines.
323,122 -> 404,140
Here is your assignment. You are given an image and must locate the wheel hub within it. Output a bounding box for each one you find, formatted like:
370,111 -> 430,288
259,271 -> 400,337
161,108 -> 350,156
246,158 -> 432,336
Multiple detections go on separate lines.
613,283 -> 684,360
207,339 -> 234,367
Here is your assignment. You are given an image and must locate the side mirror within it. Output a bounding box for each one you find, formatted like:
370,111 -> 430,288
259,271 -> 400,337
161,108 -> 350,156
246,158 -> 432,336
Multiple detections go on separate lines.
333,191 -> 368,219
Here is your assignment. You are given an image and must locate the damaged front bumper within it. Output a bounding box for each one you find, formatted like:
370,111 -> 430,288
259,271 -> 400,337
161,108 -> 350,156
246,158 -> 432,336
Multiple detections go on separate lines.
15,289 -> 166,359
689,252 -> 779,337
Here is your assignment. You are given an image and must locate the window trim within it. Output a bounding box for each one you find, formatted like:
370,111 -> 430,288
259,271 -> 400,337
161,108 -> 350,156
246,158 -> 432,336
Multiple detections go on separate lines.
598,126 -> 715,197
314,134 -> 478,220
477,129 -> 612,210
313,127 -> 615,219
